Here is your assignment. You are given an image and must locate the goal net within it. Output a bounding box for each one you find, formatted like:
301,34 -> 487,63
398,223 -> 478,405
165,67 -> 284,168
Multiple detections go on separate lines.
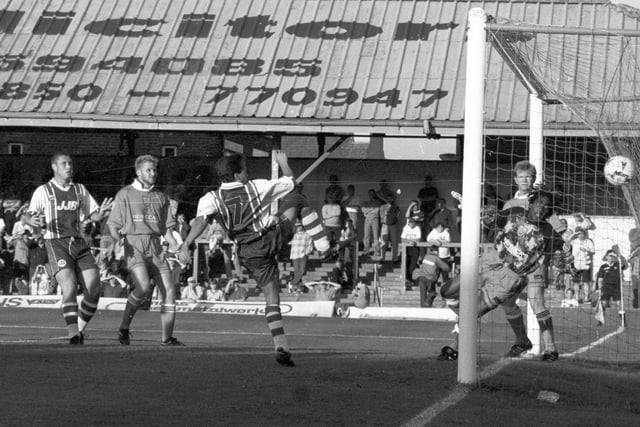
459,10 -> 640,383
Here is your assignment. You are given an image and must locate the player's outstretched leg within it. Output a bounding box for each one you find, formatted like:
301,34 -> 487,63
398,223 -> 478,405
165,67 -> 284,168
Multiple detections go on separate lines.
280,192 -> 332,258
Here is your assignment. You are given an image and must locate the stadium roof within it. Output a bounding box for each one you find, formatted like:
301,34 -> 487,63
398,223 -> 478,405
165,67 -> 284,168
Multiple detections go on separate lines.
0,0 -> 637,136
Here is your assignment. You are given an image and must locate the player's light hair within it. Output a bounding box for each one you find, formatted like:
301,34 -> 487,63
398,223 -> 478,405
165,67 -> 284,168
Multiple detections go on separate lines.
135,155 -> 158,171
513,160 -> 537,177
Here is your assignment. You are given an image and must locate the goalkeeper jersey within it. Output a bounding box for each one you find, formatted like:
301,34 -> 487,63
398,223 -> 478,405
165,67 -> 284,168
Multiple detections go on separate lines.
494,213 -> 545,276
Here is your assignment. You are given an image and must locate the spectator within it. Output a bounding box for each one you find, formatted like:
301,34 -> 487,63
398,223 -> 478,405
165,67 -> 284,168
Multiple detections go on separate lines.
378,198 -> 401,262
176,213 -> 191,242
341,185 -> 361,231
181,277 -> 204,301
376,179 -> 396,205
417,175 -> 439,233
596,248 -> 627,309
360,189 -> 381,256
322,198 -> 343,246
412,245 -> 450,307
337,219 -> 356,288
560,288 -> 580,308
428,198 -> 453,231
324,174 -> 345,204
28,235 -> 48,282
400,217 -> 422,289
0,248 -> 12,294
223,278 -> 249,301
330,258 -> 352,290
289,221 -> 314,293
426,222 -> 452,283
571,227 -> 595,303
304,281 -> 342,302
405,199 -> 425,224
9,230 -> 30,286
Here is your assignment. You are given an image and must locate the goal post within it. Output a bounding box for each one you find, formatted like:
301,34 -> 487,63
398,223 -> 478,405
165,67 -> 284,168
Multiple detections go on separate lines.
461,7 -> 640,384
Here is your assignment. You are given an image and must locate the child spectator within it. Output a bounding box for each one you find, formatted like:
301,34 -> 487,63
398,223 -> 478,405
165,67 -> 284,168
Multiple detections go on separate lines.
560,288 -> 580,308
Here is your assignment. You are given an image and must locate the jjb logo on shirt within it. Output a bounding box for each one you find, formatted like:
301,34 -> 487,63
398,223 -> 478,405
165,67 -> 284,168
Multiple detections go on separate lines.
56,200 -> 79,211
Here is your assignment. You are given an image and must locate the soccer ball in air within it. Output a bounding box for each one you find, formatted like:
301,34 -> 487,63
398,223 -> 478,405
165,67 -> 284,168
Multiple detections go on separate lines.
604,155 -> 635,185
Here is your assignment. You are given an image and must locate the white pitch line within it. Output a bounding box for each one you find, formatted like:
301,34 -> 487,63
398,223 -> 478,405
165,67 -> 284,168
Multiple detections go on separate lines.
561,325 -> 625,357
400,326 -> 626,427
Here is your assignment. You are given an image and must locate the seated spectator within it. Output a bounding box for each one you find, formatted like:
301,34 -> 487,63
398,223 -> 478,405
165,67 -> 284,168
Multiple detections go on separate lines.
330,258 -> 352,290
223,278 -> 249,301
99,256 -> 127,298
412,245 -> 450,308
181,277 -> 205,301
560,288 -> 580,308
304,281 -> 342,302
352,282 -> 371,309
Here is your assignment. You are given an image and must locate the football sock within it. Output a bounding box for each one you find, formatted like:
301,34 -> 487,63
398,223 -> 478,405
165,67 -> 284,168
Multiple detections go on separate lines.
265,304 -> 288,351
62,302 -> 79,337
78,298 -> 98,332
536,310 -> 556,351
160,303 -> 176,341
300,208 -> 329,252
505,310 -> 529,345
120,293 -> 143,330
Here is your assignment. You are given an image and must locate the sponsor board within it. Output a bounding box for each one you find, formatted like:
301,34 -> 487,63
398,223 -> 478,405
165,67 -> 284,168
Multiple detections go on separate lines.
345,307 -> 458,322
0,296 -> 335,318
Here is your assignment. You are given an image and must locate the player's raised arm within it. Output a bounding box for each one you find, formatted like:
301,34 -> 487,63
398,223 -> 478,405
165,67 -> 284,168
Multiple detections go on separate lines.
273,150 -> 294,177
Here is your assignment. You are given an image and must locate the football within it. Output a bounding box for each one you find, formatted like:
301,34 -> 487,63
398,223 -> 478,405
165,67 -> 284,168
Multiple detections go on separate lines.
604,155 -> 635,185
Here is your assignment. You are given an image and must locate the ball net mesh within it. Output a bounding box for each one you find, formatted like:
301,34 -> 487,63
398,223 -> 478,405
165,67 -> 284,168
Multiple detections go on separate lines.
475,19 -> 640,366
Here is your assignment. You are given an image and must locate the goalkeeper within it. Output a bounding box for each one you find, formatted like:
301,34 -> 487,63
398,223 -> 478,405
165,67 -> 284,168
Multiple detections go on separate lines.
438,190 -> 564,362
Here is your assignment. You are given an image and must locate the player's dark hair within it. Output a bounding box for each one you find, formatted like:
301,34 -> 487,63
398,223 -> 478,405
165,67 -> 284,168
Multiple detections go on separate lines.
216,153 -> 245,183
51,153 -> 70,164
527,190 -> 553,220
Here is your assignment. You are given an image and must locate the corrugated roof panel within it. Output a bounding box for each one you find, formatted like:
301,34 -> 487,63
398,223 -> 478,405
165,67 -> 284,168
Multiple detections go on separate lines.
0,0 -> 637,132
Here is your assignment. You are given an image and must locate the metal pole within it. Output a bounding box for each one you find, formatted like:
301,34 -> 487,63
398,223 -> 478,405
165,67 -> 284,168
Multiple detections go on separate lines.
458,8 -> 487,385
528,94 -> 544,354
